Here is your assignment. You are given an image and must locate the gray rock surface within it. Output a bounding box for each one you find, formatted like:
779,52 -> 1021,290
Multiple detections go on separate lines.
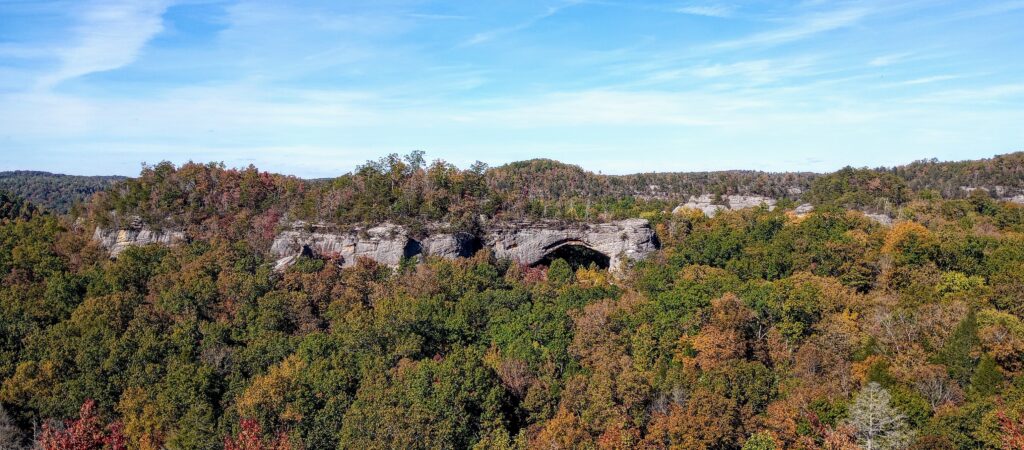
421,232 -> 480,259
793,203 -> 814,216
93,226 -> 186,258
673,194 -> 777,217
484,218 -> 658,273
270,223 -> 417,269
863,212 -> 894,226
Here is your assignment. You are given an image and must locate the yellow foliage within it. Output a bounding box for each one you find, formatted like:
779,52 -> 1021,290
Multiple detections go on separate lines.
575,265 -> 609,287
118,387 -> 166,450
881,221 -> 935,255
0,360 -> 57,407
236,355 -> 307,423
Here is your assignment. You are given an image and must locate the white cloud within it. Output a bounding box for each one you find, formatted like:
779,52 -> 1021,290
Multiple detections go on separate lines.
710,7 -> 869,50
462,2 -> 579,46
37,0 -> 172,89
868,52 -> 913,67
898,75 -> 964,85
675,4 -> 736,18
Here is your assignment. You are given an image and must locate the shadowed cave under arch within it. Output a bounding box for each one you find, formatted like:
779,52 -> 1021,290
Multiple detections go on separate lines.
532,243 -> 611,270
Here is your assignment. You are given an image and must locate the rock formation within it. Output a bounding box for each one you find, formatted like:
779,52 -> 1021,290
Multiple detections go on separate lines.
793,203 -> 814,216
92,226 -> 186,258
269,223 -> 421,270
93,216 -> 660,275
484,218 -> 658,273
421,232 -> 481,259
673,194 -> 777,217
863,212 -> 894,226
268,219 -> 658,273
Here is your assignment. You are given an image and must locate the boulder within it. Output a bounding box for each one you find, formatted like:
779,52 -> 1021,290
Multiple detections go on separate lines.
863,213 -> 893,226
794,203 -> 814,216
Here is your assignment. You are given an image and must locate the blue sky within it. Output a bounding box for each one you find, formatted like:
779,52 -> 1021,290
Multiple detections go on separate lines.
0,0 -> 1022,177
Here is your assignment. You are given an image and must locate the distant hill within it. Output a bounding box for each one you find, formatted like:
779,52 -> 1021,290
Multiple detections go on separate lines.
0,171 -> 125,213
895,152 -> 1024,198
5,151 -> 1024,218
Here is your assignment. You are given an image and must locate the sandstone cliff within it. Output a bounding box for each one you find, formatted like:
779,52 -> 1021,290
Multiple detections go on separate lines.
92,226 -> 187,257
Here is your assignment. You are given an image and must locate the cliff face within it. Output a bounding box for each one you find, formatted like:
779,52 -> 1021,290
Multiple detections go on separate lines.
267,219 -> 658,273
92,226 -> 186,257
484,218 -> 658,273
673,194 -> 777,217
268,223 -> 421,270
94,218 -> 660,274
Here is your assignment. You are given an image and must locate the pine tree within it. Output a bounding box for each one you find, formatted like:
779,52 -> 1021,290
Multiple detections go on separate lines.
969,354 -> 1002,397
935,311 -> 980,385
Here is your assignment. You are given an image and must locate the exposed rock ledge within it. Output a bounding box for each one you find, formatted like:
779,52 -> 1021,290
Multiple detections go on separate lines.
92,226 -> 186,258
673,194 -> 777,217
269,219 -> 658,274
484,218 -> 658,273
93,218 -> 660,274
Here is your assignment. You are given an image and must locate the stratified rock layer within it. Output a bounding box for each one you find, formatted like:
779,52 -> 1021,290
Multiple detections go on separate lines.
673,194 -> 777,217
484,218 -> 658,273
269,223 -> 417,269
94,217 -> 659,275
92,226 -> 187,258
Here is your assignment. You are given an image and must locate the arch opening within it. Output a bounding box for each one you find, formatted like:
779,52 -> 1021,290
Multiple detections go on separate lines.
533,244 -> 610,270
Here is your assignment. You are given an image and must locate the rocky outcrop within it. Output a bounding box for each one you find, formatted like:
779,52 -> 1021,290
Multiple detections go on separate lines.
421,232 -> 481,259
673,194 -> 776,217
269,218 -> 658,274
93,226 -> 186,258
484,218 -> 658,273
91,215 -> 659,274
793,203 -> 814,216
270,223 -> 419,270
269,223 -> 484,271
863,213 -> 893,226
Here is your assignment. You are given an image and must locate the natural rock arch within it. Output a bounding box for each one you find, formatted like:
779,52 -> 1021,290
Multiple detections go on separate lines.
532,240 -> 611,270
485,218 -> 658,274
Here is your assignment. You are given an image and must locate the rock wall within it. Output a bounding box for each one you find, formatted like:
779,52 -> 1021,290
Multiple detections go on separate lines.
269,219 -> 658,273
268,223 -> 485,271
484,218 -> 658,273
92,226 -> 187,258
673,194 -> 777,217
93,217 -> 660,275
269,223 -> 421,270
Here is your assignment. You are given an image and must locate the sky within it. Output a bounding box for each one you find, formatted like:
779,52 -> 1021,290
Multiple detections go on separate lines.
0,0 -> 1022,178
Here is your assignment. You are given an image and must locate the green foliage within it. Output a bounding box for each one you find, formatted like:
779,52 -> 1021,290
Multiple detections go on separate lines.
807,166 -> 910,211
970,354 -> 1003,397
934,311 -> 980,385
0,171 -> 122,214
742,432 -> 778,450
2,154 -> 1024,449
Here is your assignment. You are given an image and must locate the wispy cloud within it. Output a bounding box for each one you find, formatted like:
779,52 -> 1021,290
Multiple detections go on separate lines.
675,4 -> 736,18
710,7 -> 869,50
868,52 -> 913,67
898,75 -> 965,86
462,2 -> 579,46
37,0 -> 172,89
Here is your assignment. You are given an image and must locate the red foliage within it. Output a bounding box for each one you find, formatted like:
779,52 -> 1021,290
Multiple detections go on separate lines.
224,419 -> 293,450
998,410 -> 1024,450
37,400 -> 126,450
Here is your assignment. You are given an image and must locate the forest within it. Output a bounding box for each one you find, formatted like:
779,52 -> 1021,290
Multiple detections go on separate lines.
1,152 -> 1024,449
0,172 -> 124,214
